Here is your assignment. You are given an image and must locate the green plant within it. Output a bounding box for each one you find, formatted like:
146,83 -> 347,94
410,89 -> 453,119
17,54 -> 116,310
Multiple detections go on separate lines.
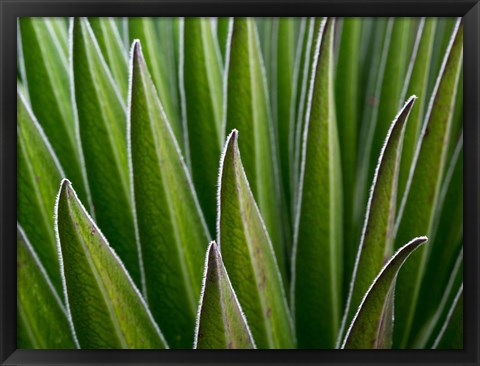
17,16 -> 463,349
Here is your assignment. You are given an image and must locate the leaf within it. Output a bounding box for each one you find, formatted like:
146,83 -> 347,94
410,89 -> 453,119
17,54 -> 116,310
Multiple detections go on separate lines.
291,18 -> 342,349
393,20 -> 463,348
342,237 -> 428,349
72,18 -> 141,287
225,17 -> 286,278
17,224 -> 76,349
338,96 -> 417,346
218,130 -> 295,349
19,17 -> 88,203
129,41 -> 210,348
89,17 -> 129,99
397,18 -> 437,207
408,135 -> 463,346
181,17 -> 224,233
194,242 -> 255,349
216,17 -> 231,64
55,179 -> 168,349
272,17 -> 297,225
432,284 -> 463,349
128,17 -> 182,149
335,17 -> 362,298
17,90 -> 65,294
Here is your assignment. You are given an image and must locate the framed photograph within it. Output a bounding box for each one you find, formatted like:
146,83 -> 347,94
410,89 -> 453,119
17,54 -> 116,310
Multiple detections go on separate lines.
1,0 -> 478,365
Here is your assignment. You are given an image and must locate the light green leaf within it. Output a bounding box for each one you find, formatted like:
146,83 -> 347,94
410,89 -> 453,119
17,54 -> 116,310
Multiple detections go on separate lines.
398,18 -> 437,207
128,17 -> 182,149
338,96 -> 417,346
342,237 -> 428,349
335,17 -> 362,296
17,90 -> 65,294
17,224 -> 76,349
129,41 -> 210,348
218,130 -> 295,349
181,17 -> 224,233
194,242 -> 256,349
432,284 -> 463,349
393,20 -> 463,348
216,17 -> 231,64
55,179 -> 168,349
72,18 -> 141,287
89,17 -> 129,99
225,17 -> 286,278
409,136 -> 463,346
292,18 -> 342,349
19,17 -> 88,203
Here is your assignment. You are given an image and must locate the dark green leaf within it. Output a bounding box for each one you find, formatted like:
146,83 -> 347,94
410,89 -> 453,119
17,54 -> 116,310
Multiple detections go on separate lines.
181,17 -> 224,233
225,17 -> 287,278
292,18 -> 342,348
194,242 -> 255,349
72,18 -> 141,287
19,17 -> 88,203
55,180 -> 167,349
338,96 -> 417,346
218,130 -> 295,349
342,237 -> 428,349
432,284 -> 463,349
17,90 -> 64,294
129,41 -> 210,348
393,20 -> 463,348
17,225 -> 76,349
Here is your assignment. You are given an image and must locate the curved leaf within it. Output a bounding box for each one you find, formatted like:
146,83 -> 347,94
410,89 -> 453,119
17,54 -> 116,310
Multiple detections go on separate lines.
55,179 -> 168,349
225,17 -> 286,277
19,17 -> 87,203
291,18 -> 342,349
129,41 -> 210,348
17,225 -> 76,349
218,130 -> 295,349
72,18 -> 141,287
17,90 -> 65,294
181,17 -> 224,233
338,96 -> 417,346
194,242 -> 255,349
342,237 -> 428,349
393,20 -> 463,348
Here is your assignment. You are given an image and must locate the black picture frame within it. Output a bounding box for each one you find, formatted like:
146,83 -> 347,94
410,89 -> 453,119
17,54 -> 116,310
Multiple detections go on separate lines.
1,1 -> 478,365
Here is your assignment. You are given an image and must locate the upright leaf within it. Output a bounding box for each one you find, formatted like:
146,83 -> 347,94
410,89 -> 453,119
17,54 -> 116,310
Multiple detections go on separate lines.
19,17 -> 88,203
432,284 -> 463,349
17,90 -> 64,294
129,41 -> 210,348
292,18 -> 342,349
409,136 -> 463,346
216,17 -> 231,64
181,17 -> 224,233
89,17 -> 129,99
225,17 -> 286,277
338,96 -> 417,346
397,18 -> 437,206
335,17 -> 362,297
342,237 -> 427,349
72,18 -> 141,287
393,20 -> 463,348
194,242 -> 255,349
55,179 -> 168,349
218,130 -> 295,349
128,18 -> 182,149
17,225 -> 76,349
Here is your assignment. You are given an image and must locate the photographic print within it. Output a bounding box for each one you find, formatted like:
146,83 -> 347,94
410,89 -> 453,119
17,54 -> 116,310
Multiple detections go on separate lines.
16,17 -> 463,350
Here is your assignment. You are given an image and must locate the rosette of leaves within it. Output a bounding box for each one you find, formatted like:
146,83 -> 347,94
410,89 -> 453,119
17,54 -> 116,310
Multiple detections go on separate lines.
17,16 -> 463,349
